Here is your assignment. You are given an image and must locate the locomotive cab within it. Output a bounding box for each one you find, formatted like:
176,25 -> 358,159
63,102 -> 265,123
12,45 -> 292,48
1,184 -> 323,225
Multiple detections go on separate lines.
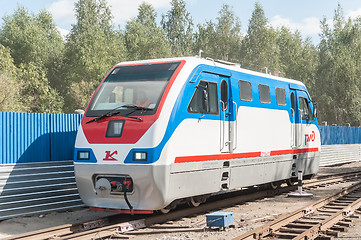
74,60 -> 185,212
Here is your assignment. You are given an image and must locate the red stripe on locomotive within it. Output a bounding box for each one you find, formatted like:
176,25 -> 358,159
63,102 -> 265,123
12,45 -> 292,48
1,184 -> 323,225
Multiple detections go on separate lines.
174,147 -> 319,163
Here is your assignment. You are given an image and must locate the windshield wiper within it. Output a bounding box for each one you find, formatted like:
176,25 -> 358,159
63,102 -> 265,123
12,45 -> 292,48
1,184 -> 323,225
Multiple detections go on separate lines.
86,105 -> 144,124
86,111 -> 142,124
121,104 -> 153,111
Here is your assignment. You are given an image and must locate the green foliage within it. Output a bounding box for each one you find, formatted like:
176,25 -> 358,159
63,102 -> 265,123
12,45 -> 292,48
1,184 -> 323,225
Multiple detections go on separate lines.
240,2 -> 280,74
214,4 -> 242,61
125,3 -> 171,60
0,6 -> 64,82
62,0 -> 126,112
18,63 -> 64,113
0,6 -> 65,112
0,44 -> 63,113
277,27 -> 318,92
194,4 -> 242,61
316,4 -> 361,126
0,44 -> 24,112
161,0 -> 194,56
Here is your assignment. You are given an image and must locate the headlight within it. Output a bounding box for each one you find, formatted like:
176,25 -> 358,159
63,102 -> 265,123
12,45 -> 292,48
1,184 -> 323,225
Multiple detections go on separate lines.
133,151 -> 147,161
77,151 -> 90,160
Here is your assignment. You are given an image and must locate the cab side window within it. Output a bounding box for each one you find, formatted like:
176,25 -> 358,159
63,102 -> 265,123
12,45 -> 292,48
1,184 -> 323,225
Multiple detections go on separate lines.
299,97 -> 314,121
188,80 -> 219,114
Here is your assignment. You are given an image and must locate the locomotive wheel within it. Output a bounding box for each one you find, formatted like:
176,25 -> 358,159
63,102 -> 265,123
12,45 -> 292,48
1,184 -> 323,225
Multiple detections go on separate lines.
286,178 -> 296,186
269,181 -> 281,189
159,207 -> 171,214
188,197 -> 201,207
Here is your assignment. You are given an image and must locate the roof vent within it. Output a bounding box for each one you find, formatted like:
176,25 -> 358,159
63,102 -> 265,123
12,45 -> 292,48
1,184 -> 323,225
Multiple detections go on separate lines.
214,59 -> 240,68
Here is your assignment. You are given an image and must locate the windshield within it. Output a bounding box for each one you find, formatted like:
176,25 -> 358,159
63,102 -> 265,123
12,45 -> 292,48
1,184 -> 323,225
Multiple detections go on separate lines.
86,62 -> 181,117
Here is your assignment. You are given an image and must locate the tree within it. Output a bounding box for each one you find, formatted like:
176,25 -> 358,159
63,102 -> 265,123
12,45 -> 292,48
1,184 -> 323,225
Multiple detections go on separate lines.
316,4 -> 361,126
0,6 -> 65,113
0,6 -> 64,89
18,63 -> 64,113
240,2 -> 280,74
161,0 -> 194,56
194,21 -> 217,58
214,4 -> 242,61
194,4 -> 242,61
62,0 -> 126,112
277,27 -> 318,93
125,3 -> 171,60
0,44 -> 24,112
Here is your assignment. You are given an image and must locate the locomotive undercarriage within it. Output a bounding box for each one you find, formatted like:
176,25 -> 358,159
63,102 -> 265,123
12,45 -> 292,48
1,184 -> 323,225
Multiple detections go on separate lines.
75,151 -> 320,213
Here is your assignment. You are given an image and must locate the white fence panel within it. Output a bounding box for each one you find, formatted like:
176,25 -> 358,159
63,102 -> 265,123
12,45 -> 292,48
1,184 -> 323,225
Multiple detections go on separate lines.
320,144 -> 361,166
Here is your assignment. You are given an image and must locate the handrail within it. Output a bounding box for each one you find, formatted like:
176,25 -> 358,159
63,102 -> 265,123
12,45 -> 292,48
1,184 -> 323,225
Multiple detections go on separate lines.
297,108 -> 302,147
220,100 -> 226,152
291,108 -> 295,148
233,101 -> 238,151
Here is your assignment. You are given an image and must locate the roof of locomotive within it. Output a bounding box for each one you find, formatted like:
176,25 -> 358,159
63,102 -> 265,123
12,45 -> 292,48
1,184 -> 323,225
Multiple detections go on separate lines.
114,56 -> 306,88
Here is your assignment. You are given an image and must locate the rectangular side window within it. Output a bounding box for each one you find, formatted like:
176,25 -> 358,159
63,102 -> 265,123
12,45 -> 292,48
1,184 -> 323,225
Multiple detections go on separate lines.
239,80 -> 252,101
259,84 -> 270,104
276,87 -> 286,106
188,80 -> 219,115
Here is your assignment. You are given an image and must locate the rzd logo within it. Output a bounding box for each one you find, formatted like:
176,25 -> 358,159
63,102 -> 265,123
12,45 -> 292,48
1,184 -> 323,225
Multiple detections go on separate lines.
103,151 -> 118,161
305,131 -> 315,145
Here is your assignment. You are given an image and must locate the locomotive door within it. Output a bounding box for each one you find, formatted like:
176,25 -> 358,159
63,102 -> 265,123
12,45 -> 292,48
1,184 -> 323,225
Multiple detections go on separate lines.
290,89 -> 314,148
220,77 -> 237,153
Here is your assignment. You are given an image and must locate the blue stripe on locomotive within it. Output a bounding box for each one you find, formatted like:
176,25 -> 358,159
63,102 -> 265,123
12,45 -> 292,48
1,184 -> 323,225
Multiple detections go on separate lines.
124,64 -> 318,164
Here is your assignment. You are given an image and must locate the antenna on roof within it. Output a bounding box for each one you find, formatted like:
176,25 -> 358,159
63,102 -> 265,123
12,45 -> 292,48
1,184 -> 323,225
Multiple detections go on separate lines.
198,49 -> 203,58
263,67 -> 268,74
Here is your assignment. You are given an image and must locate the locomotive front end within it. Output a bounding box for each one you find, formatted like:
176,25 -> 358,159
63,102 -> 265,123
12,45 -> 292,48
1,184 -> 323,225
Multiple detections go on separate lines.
73,60 -> 184,212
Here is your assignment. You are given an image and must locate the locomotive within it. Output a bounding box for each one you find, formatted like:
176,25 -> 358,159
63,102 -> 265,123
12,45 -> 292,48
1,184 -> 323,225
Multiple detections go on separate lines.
74,57 -> 320,213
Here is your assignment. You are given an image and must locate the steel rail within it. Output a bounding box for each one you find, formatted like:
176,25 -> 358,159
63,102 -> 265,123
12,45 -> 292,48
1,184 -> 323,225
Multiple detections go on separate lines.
233,181 -> 361,240
3,224 -> 75,240
3,184 -> 296,240
5,170 -> 361,240
292,195 -> 361,240
304,172 -> 361,189
2,216 -> 114,240
49,187 -> 294,240
315,169 -> 361,180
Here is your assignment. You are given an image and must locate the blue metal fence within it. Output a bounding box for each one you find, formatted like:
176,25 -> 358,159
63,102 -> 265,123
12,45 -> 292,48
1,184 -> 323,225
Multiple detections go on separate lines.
0,112 -> 82,164
319,125 -> 361,145
50,114 -> 82,161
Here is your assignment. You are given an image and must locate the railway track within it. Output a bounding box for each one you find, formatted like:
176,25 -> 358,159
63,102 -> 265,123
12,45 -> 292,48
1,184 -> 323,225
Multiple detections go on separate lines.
234,180 -> 361,240
5,171 -> 361,240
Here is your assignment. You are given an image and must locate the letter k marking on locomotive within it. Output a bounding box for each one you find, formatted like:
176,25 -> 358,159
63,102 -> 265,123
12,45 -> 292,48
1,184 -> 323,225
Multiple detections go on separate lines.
103,151 -> 118,161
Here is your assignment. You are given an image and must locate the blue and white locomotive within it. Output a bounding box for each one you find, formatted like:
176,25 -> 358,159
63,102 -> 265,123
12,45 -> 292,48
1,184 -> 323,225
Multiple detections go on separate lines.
74,57 -> 320,213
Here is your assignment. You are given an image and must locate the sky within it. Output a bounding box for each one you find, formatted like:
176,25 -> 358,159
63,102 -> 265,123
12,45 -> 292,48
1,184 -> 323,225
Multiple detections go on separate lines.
1,0 -> 361,44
